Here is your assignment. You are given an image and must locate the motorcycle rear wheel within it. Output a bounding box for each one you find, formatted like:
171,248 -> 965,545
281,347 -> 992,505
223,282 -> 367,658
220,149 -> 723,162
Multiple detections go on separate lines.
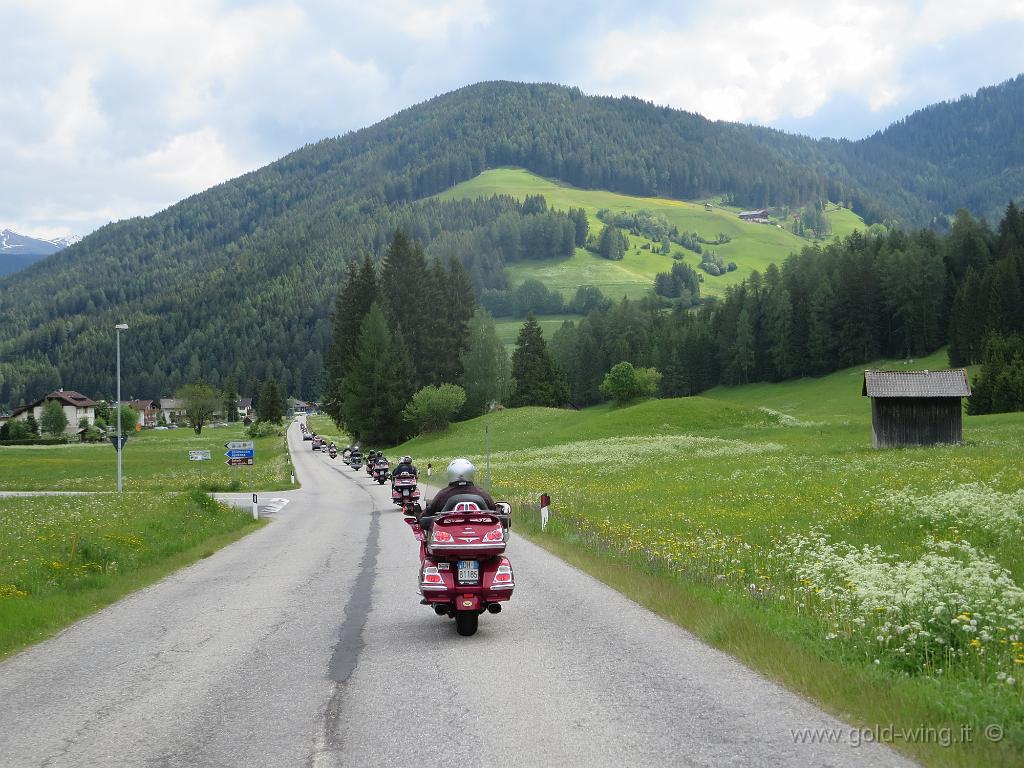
455,611 -> 479,636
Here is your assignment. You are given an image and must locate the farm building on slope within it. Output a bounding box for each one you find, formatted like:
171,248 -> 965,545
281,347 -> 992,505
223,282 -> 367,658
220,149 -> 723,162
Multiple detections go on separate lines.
862,369 -> 971,449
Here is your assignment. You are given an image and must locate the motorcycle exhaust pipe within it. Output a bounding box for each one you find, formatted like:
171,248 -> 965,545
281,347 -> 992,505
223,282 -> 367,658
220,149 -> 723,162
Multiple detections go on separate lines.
486,603 -> 502,614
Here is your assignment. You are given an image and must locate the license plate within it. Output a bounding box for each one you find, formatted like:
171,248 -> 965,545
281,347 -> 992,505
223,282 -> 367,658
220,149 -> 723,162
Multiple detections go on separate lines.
457,560 -> 479,583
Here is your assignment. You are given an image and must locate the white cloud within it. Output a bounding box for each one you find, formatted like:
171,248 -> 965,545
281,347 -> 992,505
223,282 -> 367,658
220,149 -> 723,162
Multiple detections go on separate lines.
132,128 -> 249,192
583,0 -> 1024,123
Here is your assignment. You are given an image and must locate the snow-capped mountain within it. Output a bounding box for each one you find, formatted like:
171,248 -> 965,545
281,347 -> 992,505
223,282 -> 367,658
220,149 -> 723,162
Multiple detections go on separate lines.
0,228 -> 80,276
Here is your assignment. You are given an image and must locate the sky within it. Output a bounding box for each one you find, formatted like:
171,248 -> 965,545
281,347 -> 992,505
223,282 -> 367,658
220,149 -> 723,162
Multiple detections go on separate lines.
3,0 -> 1024,239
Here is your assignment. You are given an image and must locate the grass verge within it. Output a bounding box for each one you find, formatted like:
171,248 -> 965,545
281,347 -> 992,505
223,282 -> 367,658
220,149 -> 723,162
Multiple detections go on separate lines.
0,424 -> 293,492
0,492 -> 264,659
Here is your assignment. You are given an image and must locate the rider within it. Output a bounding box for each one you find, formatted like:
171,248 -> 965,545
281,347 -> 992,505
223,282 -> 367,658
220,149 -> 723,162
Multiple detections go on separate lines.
392,455 -> 417,480
423,458 -> 495,518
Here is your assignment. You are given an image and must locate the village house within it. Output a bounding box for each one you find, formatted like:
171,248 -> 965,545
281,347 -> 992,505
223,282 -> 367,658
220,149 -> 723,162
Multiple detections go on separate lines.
738,209 -> 770,223
121,399 -> 160,428
158,397 -> 188,424
236,398 -> 254,421
11,389 -> 97,436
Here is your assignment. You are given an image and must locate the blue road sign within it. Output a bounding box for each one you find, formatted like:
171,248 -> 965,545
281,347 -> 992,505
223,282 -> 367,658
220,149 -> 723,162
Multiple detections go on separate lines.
224,449 -> 255,459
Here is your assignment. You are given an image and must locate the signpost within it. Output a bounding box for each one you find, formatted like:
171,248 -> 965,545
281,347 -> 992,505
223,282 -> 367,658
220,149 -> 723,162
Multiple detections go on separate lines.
189,449 -> 211,485
225,441 -> 257,518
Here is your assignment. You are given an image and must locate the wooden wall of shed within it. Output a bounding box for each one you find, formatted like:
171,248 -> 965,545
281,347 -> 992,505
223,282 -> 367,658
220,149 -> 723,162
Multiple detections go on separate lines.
870,397 -> 963,448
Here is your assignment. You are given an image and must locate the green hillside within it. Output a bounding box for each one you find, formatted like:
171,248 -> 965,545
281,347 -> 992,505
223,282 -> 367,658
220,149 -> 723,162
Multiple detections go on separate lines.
1,78 -> 1021,407
441,168 -> 862,300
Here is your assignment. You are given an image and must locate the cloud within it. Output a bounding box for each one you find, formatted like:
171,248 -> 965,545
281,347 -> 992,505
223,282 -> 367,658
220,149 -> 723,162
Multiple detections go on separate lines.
2,0 -> 1024,238
582,0 -> 1024,124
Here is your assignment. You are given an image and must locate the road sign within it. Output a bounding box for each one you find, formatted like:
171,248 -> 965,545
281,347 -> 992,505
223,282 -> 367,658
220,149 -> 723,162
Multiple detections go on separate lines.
189,450 -> 212,461
224,449 -> 255,459
109,435 -> 128,450
224,441 -> 254,450
225,457 -> 254,466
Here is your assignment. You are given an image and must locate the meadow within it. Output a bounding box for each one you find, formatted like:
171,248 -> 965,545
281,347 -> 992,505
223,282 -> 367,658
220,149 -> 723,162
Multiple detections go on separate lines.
391,353 -> 1024,767
0,492 -> 261,659
0,423 -> 294,492
439,168 -> 865,302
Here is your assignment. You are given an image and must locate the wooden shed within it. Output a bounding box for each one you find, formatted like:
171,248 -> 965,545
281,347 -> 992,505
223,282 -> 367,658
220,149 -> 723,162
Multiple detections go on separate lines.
862,369 -> 971,448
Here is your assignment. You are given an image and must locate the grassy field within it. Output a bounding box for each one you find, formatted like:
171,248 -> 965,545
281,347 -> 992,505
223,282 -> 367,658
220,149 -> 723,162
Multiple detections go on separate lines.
389,355 -> 1024,766
0,492 -> 262,659
0,424 -> 293,492
494,314 -> 580,350
439,168 -> 865,302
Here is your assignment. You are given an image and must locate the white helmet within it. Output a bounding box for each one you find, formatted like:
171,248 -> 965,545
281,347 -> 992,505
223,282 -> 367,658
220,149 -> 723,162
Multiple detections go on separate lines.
402,455 -> 412,464
447,458 -> 476,484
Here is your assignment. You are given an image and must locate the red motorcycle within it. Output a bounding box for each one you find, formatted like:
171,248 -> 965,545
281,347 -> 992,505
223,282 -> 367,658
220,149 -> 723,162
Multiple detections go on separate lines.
372,458 -> 389,485
404,497 -> 513,636
391,472 -> 422,513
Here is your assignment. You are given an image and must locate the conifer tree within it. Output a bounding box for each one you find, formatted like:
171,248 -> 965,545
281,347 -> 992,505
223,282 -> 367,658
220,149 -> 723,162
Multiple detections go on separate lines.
257,378 -> 285,423
460,308 -> 512,416
324,254 -> 378,424
509,314 -> 569,407
340,303 -> 414,443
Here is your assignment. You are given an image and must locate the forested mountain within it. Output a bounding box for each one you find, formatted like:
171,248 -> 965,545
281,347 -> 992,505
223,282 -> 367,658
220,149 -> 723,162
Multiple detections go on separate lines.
1,77 -> 1023,407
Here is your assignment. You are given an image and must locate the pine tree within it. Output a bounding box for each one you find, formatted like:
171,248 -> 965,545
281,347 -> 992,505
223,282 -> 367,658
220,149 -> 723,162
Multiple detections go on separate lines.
460,308 -> 512,416
340,303 -> 415,443
257,379 -> 285,423
324,254 -> 378,424
732,308 -> 755,384
509,314 -> 569,407
223,377 -> 240,422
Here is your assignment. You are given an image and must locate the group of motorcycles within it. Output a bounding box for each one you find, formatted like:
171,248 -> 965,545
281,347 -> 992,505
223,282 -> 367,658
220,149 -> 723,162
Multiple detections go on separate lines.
297,420 -> 514,637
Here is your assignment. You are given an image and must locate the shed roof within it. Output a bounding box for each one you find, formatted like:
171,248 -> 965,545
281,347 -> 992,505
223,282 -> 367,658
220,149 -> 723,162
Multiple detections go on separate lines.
862,369 -> 971,398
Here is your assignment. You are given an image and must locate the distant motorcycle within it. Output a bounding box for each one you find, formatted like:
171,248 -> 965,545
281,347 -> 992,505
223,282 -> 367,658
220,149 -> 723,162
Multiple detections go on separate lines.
372,457 -> 389,485
328,446 -> 337,459
391,471 -> 422,514
350,452 -> 363,470
342,447 -> 352,464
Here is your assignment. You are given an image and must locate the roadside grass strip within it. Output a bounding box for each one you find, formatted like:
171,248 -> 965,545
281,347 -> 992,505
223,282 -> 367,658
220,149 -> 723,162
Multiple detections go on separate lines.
0,492 -> 262,659
0,426 -> 292,492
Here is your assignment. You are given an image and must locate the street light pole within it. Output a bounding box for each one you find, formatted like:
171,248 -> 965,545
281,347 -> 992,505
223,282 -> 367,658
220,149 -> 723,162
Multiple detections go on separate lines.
115,323 -> 129,492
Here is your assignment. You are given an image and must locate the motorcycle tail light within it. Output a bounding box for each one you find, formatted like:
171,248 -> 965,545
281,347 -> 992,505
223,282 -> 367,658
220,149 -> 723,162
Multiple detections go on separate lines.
422,566 -> 443,585
483,527 -> 504,542
432,529 -> 454,543
492,564 -> 513,584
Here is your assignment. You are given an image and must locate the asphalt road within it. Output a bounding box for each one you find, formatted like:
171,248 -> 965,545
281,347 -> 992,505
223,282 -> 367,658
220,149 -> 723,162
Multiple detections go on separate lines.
0,420 -> 913,767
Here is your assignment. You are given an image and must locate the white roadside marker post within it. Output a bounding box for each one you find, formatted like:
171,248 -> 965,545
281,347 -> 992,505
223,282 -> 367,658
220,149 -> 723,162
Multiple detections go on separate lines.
252,492 -> 258,520
540,493 -> 551,532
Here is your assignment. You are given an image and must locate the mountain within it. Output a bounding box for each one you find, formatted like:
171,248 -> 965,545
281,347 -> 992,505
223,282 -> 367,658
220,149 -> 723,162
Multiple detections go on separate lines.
0,77 -> 1022,408
0,228 -> 80,276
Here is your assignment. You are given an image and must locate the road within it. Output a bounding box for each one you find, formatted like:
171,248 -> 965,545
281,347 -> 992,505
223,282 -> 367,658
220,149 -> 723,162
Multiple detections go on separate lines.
0,419 -> 912,767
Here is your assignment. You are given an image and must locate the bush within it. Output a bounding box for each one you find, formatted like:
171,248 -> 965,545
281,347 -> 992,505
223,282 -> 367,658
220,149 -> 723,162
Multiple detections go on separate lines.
599,362 -> 662,405
245,420 -> 279,438
402,384 -> 466,433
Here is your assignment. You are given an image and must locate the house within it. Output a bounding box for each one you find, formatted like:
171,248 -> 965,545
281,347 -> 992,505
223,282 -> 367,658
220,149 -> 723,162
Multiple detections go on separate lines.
862,369 -> 971,448
738,209 -> 770,223
121,399 -> 160,428
158,398 -> 188,424
236,398 -> 254,420
11,389 -> 97,435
